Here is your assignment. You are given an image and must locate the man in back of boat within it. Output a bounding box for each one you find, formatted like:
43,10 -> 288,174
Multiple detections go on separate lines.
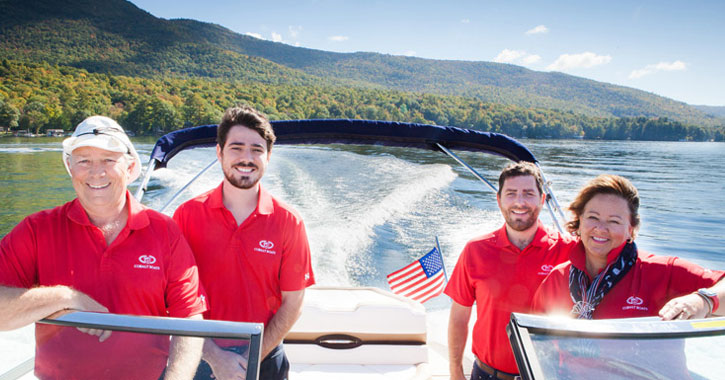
0,116 -> 207,379
173,105 -> 315,380
445,162 -> 576,380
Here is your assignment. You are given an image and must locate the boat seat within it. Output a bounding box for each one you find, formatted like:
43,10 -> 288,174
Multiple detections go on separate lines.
285,286 -> 430,379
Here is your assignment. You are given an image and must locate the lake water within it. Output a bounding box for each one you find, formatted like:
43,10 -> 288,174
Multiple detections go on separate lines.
1,136 -> 725,376
2,137 -> 724,275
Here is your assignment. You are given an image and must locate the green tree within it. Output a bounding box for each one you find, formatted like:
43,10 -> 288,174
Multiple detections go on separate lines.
0,99 -> 20,129
22,100 -> 49,134
152,98 -> 181,133
182,94 -> 220,126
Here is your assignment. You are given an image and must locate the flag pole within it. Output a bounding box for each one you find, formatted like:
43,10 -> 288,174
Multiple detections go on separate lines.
435,235 -> 448,282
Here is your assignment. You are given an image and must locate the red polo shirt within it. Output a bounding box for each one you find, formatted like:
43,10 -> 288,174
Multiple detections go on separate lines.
444,222 -> 576,374
0,191 -> 206,379
173,183 -> 314,347
532,241 -> 725,318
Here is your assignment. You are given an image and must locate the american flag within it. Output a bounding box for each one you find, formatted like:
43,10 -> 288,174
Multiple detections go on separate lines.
387,247 -> 447,303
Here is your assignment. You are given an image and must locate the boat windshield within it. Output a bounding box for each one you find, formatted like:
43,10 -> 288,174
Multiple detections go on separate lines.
0,311 -> 263,380
508,313 -> 725,380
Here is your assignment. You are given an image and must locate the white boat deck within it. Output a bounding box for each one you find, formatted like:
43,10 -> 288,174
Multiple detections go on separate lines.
286,286 -> 475,380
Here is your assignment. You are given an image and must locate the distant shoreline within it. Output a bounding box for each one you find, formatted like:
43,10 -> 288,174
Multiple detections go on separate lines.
1,133 -> 721,143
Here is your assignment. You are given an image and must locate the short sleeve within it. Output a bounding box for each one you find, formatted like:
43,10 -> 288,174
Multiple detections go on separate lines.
0,217 -> 39,288
279,216 -> 314,291
666,257 -> 725,299
164,224 -> 207,318
444,244 -> 475,307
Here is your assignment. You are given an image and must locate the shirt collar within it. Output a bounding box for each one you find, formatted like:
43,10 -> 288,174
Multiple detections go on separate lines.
257,185 -> 273,215
208,182 -> 273,216
570,240 -> 627,274
67,191 -> 148,230
125,191 -> 149,230
208,182 -> 225,209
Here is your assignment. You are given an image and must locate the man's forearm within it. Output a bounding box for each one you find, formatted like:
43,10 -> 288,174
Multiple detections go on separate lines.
0,285 -> 106,330
448,302 -> 472,380
449,324 -> 468,377
164,315 -> 204,380
261,290 -> 304,357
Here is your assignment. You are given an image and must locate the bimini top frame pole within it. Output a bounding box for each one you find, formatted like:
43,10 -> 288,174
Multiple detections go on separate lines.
435,143 -> 497,193
135,157 -> 217,211
134,157 -> 156,202
536,163 -> 566,234
157,158 -> 218,213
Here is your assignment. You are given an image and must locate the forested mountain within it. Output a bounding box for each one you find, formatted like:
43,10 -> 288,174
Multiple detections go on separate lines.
693,105 -> 725,118
1,0 -> 723,141
3,59 -> 721,141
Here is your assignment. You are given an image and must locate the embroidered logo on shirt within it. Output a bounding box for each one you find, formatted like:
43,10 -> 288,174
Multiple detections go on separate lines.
138,255 -> 157,264
623,296 -> 648,311
626,296 -> 644,305
134,254 -> 160,270
254,240 -> 277,254
538,264 -> 554,276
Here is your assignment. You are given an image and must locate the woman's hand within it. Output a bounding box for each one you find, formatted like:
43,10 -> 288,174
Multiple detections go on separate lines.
658,293 -> 709,320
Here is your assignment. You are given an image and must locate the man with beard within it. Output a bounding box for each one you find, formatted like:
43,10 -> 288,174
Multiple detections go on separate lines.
445,162 -> 576,380
173,105 -> 315,380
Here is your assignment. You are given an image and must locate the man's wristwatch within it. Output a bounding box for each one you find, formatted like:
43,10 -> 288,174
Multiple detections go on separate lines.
697,288 -> 719,316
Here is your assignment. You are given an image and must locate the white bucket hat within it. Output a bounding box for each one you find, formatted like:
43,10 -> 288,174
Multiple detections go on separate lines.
62,116 -> 142,183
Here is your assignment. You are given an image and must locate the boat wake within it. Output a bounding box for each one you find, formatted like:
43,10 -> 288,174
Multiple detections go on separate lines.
268,147 -> 459,286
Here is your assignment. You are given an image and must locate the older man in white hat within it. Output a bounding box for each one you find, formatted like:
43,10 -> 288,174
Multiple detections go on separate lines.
0,116 -> 207,380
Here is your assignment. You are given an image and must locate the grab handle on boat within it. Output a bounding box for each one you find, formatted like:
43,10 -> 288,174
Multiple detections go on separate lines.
314,334 -> 363,349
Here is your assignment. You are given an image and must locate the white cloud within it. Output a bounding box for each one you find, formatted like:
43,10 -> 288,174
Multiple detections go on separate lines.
525,25 -> 548,35
289,25 -> 302,38
546,52 -> 612,71
628,60 -> 687,79
494,49 -> 526,63
328,35 -> 349,42
493,49 -> 540,66
402,50 -> 416,56
461,18 -> 470,24
245,32 -> 263,39
521,54 -> 542,64
271,32 -> 283,42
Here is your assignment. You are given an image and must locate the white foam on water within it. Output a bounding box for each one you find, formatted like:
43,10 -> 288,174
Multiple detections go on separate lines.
0,147 -> 61,153
265,147 -> 459,285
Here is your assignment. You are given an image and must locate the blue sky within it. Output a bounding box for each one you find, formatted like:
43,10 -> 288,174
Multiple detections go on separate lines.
130,0 -> 725,106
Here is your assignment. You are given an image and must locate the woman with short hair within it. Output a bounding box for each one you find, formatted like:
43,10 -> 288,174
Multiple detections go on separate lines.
532,174 -> 724,320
